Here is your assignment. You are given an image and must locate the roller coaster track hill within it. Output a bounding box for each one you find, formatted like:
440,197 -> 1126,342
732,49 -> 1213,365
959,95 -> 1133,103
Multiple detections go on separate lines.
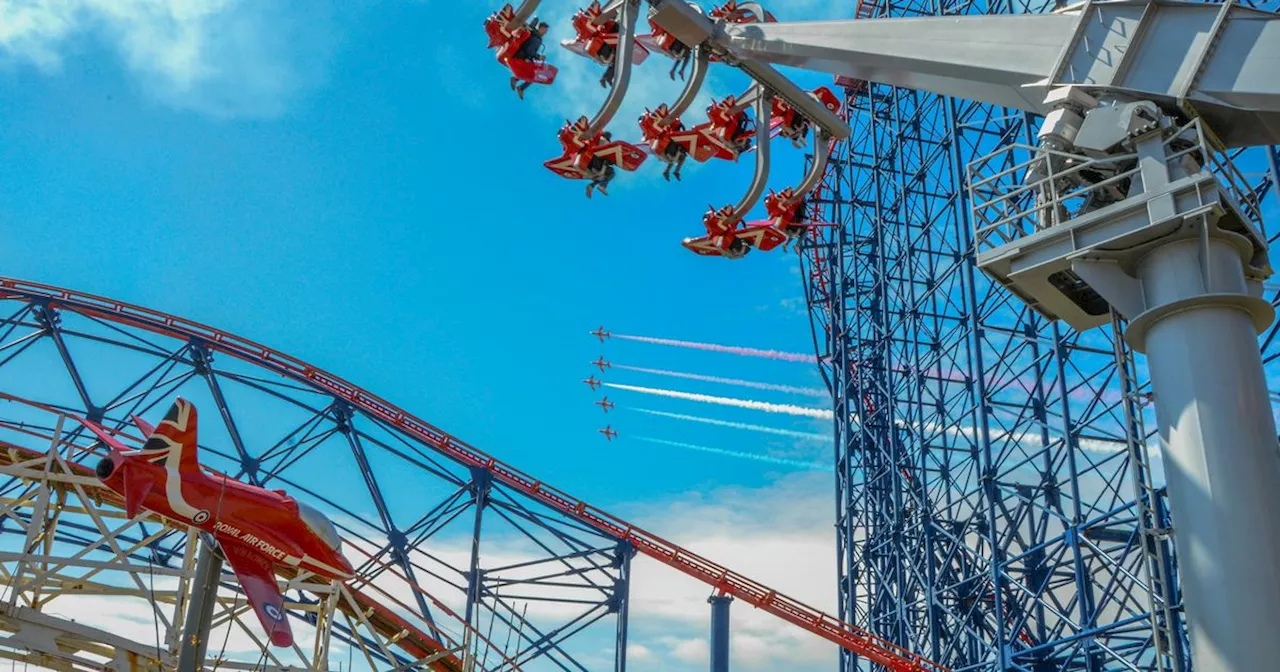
0,277 -> 949,672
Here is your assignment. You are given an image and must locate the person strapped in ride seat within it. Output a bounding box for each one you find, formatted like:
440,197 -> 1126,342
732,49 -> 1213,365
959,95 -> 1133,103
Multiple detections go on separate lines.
586,131 -> 618,199
510,20 -> 551,100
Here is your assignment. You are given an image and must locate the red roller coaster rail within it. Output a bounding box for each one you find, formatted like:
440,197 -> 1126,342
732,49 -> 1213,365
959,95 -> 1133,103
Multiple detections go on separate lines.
0,277 -> 947,672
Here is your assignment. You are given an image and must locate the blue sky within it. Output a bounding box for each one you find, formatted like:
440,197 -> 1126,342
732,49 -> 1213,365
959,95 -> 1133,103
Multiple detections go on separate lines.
0,1 -> 846,669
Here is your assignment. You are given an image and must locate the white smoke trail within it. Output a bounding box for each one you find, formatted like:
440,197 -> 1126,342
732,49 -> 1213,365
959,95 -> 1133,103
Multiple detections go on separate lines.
635,437 -> 831,472
604,383 -> 833,419
616,365 -> 827,397
614,334 -> 818,364
631,408 -> 829,441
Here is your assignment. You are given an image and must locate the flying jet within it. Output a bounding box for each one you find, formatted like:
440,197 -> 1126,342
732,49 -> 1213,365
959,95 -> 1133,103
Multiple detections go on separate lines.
599,425 -> 619,442
583,375 -> 603,391
591,326 -> 611,342
595,397 -> 615,413
82,398 -> 354,649
592,357 -> 612,372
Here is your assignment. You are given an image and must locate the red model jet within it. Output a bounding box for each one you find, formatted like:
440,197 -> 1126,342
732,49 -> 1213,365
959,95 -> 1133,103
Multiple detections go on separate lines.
83,399 -> 354,649
599,425 -> 619,442
591,326 -> 611,342
709,1 -> 778,24
769,87 -> 843,148
682,204 -> 752,259
583,375 -> 603,391
592,357 -> 612,372
560,1 -> 652,66
595,397 -> 616,413
545,117 -> 648,185
485,4 -> 559,88
646,95 -> 756,165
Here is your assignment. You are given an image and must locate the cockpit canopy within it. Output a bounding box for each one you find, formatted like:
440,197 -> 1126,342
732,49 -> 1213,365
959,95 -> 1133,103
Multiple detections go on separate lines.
297,501 -> 342,551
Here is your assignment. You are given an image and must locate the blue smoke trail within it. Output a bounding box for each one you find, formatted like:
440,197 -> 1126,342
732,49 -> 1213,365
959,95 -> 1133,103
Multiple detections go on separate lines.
630,408 -> 828,441
635,436 -> 831,472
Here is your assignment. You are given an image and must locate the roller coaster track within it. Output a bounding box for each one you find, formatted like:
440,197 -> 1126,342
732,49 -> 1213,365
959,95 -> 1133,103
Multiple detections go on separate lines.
0,277 -> 947,672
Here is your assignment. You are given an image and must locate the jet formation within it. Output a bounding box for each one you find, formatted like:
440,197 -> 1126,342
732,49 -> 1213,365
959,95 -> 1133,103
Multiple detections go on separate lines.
586,328 -> 617,439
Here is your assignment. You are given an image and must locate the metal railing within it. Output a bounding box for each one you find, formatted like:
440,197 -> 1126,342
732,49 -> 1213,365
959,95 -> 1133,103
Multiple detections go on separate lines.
968,117 -> 1264,253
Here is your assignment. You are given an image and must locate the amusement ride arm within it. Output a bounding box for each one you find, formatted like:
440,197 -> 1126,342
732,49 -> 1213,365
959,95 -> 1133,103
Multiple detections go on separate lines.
664,45 -> 711,123
730,87 -> 773,222
503,0 -> 542,31
716,1 -> 1280,148
584,0 -> 641,138
644,0 -> 850,140
784,130 -> 832,207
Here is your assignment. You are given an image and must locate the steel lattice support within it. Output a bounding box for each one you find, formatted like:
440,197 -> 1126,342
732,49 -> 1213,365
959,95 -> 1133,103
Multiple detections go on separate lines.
0,291 -> 634,671
801,1 -> 1280,670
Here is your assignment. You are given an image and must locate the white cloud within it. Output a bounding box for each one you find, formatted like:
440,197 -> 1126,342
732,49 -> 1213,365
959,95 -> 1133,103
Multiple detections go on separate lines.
616,472 -> 841,671
0,0 -> 328,117
667,636 -> 709,664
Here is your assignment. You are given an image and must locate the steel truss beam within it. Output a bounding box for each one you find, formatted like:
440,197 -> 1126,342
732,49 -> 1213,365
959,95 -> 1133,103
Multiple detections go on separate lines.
800,0 -> 1278,670
0,297 -> 631,670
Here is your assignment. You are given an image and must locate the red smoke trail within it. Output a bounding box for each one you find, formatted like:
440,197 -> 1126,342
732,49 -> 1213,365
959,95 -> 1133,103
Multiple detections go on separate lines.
613,334 -> 818,364
616,365 -> 826,397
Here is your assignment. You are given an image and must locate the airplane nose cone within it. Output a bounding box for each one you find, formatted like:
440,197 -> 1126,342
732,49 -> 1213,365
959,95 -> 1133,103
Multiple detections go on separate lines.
95,457 -> 114,480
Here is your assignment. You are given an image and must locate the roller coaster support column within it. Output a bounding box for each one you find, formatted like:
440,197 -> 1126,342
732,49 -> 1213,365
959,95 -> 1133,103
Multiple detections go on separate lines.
708,594 -> 732,672
465,468 -> 492,629
177,536 -> 222,672
972,95 -> 1280,672
614,541 -> 635,672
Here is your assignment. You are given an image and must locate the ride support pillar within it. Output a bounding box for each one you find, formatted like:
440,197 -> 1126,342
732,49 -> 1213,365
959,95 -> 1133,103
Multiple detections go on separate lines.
177,536 -> 223,672
708,593 -> 732,672
1124,234 -> 1280,672
973,107 -> 1280,672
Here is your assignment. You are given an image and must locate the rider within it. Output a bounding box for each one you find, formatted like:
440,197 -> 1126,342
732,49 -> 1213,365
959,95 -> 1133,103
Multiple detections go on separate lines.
668,39 -> 692,80
730,112 -> 755,153
586,131 -> 618,198
598,41 -> 617,88
510,20 -> 551,100
661,119 -> 689,182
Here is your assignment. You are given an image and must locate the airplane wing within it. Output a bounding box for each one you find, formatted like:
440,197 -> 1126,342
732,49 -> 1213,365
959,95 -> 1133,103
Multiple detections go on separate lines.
594,141 -> 648,171
559,39 -> 592,59
736,223 -> 790,252
508,59 -> 558,85
81,417 -> 131,454
131,414 -> 155,439
221,538 -> 294,648
671,127 -> 734,163
630,42 -> 651,65
544,153 -> 586,180
635,34 -> 665,54
682,235 -> 729,257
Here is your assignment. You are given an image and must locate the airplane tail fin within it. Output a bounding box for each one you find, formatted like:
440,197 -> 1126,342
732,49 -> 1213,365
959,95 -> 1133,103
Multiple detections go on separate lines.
141,398 -> 202,479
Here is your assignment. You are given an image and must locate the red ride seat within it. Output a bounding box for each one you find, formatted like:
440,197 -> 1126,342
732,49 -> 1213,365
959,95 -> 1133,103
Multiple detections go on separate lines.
682,205 -> 752,259
638,105 -> 688,159
709,1 -> 778,24
486,4 -> 558,85
562,2 -> 650,64
544,117 -> 648,181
